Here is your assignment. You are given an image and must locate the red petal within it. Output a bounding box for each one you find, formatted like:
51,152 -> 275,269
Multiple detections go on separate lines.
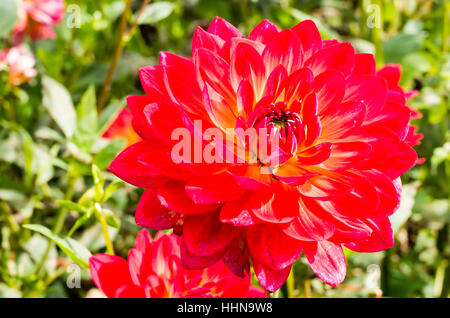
157,180 -> 219,214
139,66 -> 169,99
303,241 -> 346,286
183,210 -> 236,256
262,29 -> 303,74
247,224 -> 302,270
353,53 -> 376,75
320,102 -> 366,139
281,196 -> 335,241
207,17 -> 242,41
220,193 -> 264,226
291,20 -> 322,60
185,173 -> 246,204
305,43 -> 355,77
344,217 -> 394,252
343,75 -> 387,120
135,189 -> 181,230
223,233 -> 251,278
252,259 -> 291,293
298,175 -> 352,199
180,237 -> 224,269
314,71 -> 345,115
321,141 -> 371,171
89,254 -> 134,298
248,19 -> 280,45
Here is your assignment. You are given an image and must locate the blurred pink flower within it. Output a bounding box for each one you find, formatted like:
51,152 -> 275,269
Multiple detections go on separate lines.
0,46 -> 37,86
13,0 -> 65,42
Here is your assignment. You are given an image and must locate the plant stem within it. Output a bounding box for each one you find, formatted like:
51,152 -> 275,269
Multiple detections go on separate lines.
303,279 -> 311,298
94,203 -> 115,255
125,0 -> 151,40
97,0 -> 132,112
286,267 -> 295,298
35,170 -> 76,275
443,1 -> 450,53
373,0 -> 384,66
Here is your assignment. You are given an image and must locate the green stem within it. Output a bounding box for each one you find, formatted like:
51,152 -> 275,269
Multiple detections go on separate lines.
373,0 -> 384,66
35,170 -> 76,275
97,0 -> 132,112
443,1 -> 450,54
286,267 -> 295,298
95,203 -> 115,255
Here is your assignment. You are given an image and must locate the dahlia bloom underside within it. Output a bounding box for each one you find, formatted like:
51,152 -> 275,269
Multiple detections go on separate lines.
110,17 -> 422,292
89,230 -> 264,298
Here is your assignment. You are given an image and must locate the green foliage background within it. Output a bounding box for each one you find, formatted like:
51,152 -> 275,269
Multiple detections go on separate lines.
0,0 -> 449,298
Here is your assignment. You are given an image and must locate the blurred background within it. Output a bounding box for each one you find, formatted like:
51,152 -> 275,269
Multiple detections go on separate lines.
0,0 -> 449,298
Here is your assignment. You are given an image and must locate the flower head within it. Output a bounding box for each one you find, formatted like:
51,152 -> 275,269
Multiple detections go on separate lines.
13,0 -> 65,42
0,46 -> 37,86
89,230 -> 264,298
110,17 -> 422,291
102,107 -> 141,148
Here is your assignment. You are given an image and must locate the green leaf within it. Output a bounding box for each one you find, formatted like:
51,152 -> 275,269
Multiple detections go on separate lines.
98,99 -> 126,134
137,2 -> 175,24
42,76 -> 77,138
383,33 -> 424,63
93,138 -> 125,170
72,85 -> 98,152
91,164 -> 104,201
103,180 -> 125,203
103,209 -> 121,229
23,224 -> 92,270
289,8 -> 341,40
0,0 -> 19,38
57,200 -> 88,214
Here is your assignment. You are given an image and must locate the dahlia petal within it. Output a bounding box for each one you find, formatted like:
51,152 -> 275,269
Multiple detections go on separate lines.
161,53 -> 205,118
222,234 -> 251,278
248,185 -> 299,223
249,19 -> 280,45
274,157 -> 317,185
291,20 -> 322,60
281,196 -> 335,241
203,84 -> 237,130
263,64 -> 288,100
375,141 -> 417,179
282,68 -> 314,104
321,141 -> 371,170
343,75 -> 387,120
180,238 -> 224,270
127,95 -> 157,139
344,217 -> 394,252
297,142 -> 332,165
89,254 -> 134,298
207,17 -> 243,41
231,41 -> 266,94
353,53 -> 376,75
247,224 -> 302,270
298,175 -> 353,199
151,234 -> 180,276
192,26 -> 226,56
305,42 -> 355,77
185,173 -> 246,204
220,193 -> 264,226
135,189 -> 181,230
262,29 -> 303,74
303,241 -> 346,286
376,64 -> 401,89
236,80 -> 255,118
183,210 -> 236,256
114,285 -> 146,298
314,71 -> 346,115
157,181 -> 219,214
243,286 -> 266,298
252,260 -> 291,293
328,214 -> 373,242
109,140 -> 173,188
139,66 -> 169,99
195,48 -> 236,106
320,102 -> 366,139
142,102 -> 186,144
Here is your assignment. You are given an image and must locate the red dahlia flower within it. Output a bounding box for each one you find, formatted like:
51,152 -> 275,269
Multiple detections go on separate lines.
102,107 -> 141,148
13,0 -> 65,43
110,17 -> 423,291
89,230 -> 264,298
